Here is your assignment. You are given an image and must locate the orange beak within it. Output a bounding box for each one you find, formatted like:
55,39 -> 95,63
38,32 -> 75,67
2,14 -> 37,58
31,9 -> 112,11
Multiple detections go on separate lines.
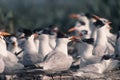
68,27 -> 76,32
107,21 -> 112,24
68,36 -> 80,41
0,32 -> 10,36
92,15 -> 100,20
78,32 -> 83,37
69,14 -> 80,19
19,36 -> 25,39
108,26 -> 112,30
34,33 -> 38,39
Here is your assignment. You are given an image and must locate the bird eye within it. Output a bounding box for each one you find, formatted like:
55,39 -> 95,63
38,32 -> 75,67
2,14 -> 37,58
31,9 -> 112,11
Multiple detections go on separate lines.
81,30 -> 88,35
3,37 -> 6,41
103,20 -> 106,23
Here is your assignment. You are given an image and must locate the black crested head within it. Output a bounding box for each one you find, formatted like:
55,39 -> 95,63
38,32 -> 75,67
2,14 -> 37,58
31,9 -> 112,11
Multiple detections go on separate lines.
93,20 -> 105,28
78,20 -> 85,25
101,54 -> 112,60
48,24 -> 59,29
23,29 -> 32,37
57,31 -> 68,38
85,13 -> 93,19
48,24 -> 59,33
82,38 -> 94,45
42,28 -> 50,35
4,34 -> 16,43
33,27 -> 42,33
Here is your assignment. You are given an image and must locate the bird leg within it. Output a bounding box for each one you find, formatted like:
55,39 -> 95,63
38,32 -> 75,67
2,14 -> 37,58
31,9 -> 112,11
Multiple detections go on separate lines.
59,74 -> 62,80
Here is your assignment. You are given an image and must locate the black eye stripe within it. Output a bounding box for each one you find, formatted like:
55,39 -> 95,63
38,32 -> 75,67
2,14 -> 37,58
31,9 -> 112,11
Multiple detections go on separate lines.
78,20 -> 85,25
94,20 -> 105,27
57,32 -> 68,38
82,38 -> 94,44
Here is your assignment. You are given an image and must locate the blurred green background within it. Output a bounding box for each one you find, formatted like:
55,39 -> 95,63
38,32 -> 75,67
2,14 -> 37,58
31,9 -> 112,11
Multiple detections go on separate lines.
0,0 -> 119,33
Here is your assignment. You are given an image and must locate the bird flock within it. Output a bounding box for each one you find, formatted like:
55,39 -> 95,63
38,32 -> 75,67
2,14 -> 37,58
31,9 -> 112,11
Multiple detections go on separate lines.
0,13 -> 120,80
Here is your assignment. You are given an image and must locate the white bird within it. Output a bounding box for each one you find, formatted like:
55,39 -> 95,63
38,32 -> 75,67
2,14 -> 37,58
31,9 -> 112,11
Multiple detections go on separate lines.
78,38 -> 101,68
0,33 -> 18,62
34,31 -> 76,74
101,18 -> 116,55
73,56 -> 119,78
7,35 -> 23,59
92,19 -> 110,57
20,29 -> 42,66
92,16 -> 115,55
68,13 -> 97,57
69,13 -> 92,39
0,32 -> 24,74
38,28 -> 53,59
73,30 -> 89,56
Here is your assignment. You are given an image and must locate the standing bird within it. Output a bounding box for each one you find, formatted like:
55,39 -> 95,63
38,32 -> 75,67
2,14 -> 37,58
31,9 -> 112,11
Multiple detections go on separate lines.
92,17 -> 111,57
73,55 -> 119,78
34,31 -> 77,74
7,35 -> 23,59
92,15 -> 115,55
79,38 -> 101,68
69,13 -> 92,39
0,31 -> 24,74
68,13 -> 98,57
20,29 -> 42,66
38,28 -> 53,60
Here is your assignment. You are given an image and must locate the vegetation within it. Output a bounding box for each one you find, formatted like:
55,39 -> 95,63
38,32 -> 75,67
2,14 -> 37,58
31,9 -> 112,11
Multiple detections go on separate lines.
0,0 -> 120,33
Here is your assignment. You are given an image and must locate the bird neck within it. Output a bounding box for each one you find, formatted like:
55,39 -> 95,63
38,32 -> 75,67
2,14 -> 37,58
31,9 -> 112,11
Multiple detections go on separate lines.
25,35 -> 38,54
96,26 -> 107,45
34,39 -> 40,52
49,35 -> 56,49
39,34 -> 52,57
90,21 -> 97,41
55,38 -> 68,56
82,43 -> 93,58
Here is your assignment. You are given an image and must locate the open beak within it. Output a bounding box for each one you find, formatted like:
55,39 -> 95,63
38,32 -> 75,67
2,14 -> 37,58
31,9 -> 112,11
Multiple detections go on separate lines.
69,14 -> 80,19
68,36 -> 80,41
0,32 -> 10,36
92,15 -> 100,20
19,36 -> 25,39
68,27 -> 76,32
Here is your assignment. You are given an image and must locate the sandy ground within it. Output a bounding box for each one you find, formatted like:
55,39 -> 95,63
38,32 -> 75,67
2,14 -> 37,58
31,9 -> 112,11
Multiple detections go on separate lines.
6,69 -> 120,80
